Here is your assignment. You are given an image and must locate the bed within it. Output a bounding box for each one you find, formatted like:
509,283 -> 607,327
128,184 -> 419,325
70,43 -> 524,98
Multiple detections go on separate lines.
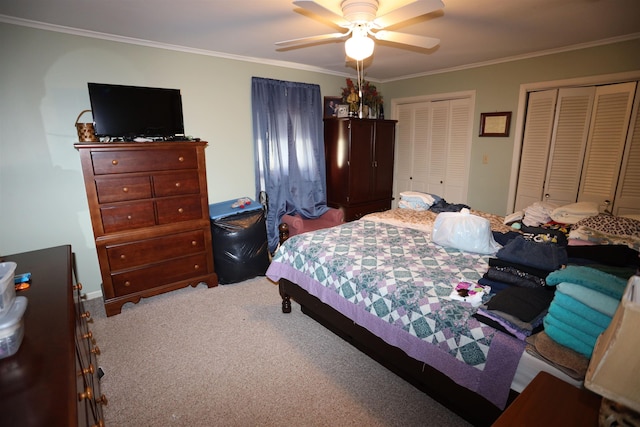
266,208 -> 584,426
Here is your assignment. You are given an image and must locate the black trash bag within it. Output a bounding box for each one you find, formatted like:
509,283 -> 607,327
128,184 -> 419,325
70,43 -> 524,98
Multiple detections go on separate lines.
211,208 -> 270,284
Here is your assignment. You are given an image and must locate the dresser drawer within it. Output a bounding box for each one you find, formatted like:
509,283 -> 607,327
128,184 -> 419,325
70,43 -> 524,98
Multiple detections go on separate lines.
106,229 -> 207,270
101,201 -> 156,233
95,176 -> 152,203
156,195 -> 203,224
153,171 -> 200,197
91,148 -> 198,175
111,253 -> 209,296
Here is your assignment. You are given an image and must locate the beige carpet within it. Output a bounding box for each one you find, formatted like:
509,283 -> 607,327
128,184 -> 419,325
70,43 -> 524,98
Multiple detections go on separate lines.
89,277 -> 471,427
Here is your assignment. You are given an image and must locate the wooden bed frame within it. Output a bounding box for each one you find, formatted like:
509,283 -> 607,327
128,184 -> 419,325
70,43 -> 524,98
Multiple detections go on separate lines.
279,278 -> 518,427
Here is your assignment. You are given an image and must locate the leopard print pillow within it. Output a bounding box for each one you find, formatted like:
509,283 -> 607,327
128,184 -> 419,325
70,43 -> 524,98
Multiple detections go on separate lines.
575,214 -> 640,237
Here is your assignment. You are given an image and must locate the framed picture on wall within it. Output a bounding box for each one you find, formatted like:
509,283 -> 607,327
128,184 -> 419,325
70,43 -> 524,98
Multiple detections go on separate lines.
324,96 -> 342,118
479,112 -> 512,137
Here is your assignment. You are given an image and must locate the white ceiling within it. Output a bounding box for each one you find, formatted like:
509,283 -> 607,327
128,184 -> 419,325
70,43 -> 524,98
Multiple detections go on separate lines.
1,0 -> 640,81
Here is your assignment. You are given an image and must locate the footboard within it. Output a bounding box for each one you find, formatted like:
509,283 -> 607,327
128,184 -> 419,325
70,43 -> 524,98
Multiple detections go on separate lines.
278,278 -> 516,427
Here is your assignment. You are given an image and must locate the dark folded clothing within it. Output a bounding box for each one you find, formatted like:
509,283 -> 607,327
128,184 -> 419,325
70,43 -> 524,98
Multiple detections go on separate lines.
478,277 -> 512,293
488,257 -> 550,279
492,231 -> 522,246
566,244 -> 640,268
428,199 -> 470,213
474,312 -> 544,340
519,225 -> 568,246
497,236 -> 567,271
484,267 -> 546,288
485,286 -> 555,322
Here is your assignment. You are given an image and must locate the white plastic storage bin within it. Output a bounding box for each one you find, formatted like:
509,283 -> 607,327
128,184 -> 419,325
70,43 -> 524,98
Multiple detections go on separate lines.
0,262 -> 17,318
0,296 -> 28,359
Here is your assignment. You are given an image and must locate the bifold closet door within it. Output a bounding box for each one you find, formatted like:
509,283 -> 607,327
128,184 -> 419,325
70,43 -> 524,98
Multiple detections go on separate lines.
394,98 -> 472,205
614,85 -> 640,215
514,81 -> 638,214
394,103 -> 431,196
578,81 -> 637,212
513,89 -> 558,212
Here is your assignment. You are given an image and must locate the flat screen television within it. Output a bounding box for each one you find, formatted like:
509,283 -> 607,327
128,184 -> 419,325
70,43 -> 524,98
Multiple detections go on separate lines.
87,83 -> 184,139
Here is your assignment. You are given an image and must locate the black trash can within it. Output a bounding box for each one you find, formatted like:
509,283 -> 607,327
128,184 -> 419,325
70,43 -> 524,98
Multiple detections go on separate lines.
209,198 -> 270,284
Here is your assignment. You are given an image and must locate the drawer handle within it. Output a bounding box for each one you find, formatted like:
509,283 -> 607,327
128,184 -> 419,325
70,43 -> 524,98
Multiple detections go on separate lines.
96,394 -> 109,406
178,156 -> 185,162
81,311 -> 91,320
194,264 -> 200,270
91,345 -> 101,356
178,208 -> 184,213
74,282 -> 83,291
127,215 -> 133,220
120,254 -> 126,260
122,187 -> 129,193
78,387 -> 93,401
124,280 -> 131,287
191,240 -> 197,246
80,363 -> 95,376
83,330 -> 94,341
175,182 -> 181,188
111,160 -> 118,166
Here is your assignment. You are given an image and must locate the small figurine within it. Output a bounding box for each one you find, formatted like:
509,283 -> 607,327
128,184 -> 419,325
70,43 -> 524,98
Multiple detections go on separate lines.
347,87 -> 359,116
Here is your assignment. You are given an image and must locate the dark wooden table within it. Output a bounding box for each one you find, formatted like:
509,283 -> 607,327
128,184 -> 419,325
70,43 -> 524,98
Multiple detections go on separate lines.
0,245 -> 77,427
492,371 -> 601,426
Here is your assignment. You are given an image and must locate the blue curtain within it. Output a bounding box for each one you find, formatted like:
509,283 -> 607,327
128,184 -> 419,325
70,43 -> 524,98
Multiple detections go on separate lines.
252,77 -> 329,251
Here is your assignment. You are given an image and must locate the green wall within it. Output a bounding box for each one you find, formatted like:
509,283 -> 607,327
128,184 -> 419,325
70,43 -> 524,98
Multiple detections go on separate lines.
0,23 -> 345,295
1,20 -> 639,296
381,39 -> 640,213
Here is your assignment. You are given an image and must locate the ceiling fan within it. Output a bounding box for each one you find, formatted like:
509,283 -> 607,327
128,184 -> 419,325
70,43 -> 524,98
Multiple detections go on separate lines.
276,0 -> 445,60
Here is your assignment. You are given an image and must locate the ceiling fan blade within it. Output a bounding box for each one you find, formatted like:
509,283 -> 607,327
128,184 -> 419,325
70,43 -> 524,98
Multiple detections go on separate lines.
292,1 -> 351,27
373,0 -> 444,29
275,32 -> 348,47
373,30 -> 440,49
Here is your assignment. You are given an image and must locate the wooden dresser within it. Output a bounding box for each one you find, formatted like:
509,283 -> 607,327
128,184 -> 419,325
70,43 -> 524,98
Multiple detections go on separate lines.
324,118 -> 397,221
0,245 -> 106,427
75,142 -> 218,316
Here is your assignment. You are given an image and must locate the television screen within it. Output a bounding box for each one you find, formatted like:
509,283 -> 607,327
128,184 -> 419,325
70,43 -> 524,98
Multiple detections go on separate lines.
87,83 -> 184,139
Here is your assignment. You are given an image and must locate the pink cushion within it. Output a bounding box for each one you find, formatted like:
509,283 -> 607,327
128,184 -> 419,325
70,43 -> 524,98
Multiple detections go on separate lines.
281,208 -> 344,236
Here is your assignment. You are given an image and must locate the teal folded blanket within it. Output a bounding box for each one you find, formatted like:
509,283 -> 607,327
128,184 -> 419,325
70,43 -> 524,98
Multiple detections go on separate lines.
545,265 -> 627,299
543,313 -> 595,357
556,282 -> 620,317
547,302 -> 605,339
552,292 -> 612,330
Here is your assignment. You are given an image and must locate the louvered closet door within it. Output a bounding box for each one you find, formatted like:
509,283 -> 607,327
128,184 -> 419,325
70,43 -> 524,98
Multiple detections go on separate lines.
514,90 -> 558,212
578,81 -> 637,211
445,98 -> 473,203
393,103 -> 432,199
394,104 -> 414,198
613,84 -> 640,215
542,87 -> 595,207
426,101 -> 449,199
393,97 -> 472,204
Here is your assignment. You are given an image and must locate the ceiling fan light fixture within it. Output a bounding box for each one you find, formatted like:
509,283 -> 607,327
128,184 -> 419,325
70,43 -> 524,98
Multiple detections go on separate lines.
345,28 -> 374,60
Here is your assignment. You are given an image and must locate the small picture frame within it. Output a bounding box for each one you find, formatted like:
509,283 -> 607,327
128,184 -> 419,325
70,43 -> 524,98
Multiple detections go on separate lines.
336,104 -> 349,118
479,112 -> 512,137
324,96 -> 343,118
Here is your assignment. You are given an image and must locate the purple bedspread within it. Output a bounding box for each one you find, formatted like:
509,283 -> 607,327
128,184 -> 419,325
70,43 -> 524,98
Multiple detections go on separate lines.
267,220 -> 526,409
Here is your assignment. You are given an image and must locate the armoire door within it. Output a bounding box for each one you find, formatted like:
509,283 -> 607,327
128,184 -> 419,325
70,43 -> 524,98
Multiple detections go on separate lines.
348,119 -> 376,204
372,120 -> 396,201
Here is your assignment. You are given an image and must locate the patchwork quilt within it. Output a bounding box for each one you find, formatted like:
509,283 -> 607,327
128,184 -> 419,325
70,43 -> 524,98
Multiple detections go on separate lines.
267,220 -> 526,409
